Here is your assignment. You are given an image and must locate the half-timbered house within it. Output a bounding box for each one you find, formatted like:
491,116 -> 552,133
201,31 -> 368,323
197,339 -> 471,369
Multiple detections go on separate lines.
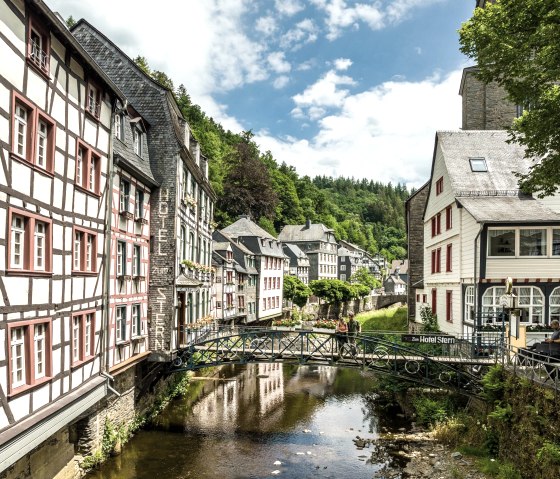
0,0 -> 123,470
109,102 -> 157,371
72,20 -> 216,362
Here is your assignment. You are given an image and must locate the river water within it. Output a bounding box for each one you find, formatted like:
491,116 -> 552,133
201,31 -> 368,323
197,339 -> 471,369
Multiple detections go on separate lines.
87,364 -> 411,479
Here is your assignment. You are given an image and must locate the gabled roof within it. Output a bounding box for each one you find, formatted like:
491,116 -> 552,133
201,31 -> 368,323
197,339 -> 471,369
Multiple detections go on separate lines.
457,196 -> 560,223
221,217 -> 276,240
438,130 -> 529,194
390,260 -> 409,275
278,222 -> 334,242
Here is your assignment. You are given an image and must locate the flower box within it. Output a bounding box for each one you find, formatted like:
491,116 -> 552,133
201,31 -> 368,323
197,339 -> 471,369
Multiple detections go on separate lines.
273,326 -> 293,331
313,328 -> 335,334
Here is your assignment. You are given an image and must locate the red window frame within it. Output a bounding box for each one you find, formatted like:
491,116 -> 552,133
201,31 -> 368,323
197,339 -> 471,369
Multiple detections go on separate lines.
431,289 -> 437,316
436,177 -> 443,195
431,217 -> 436,237
7,318 -> 52,396
72,226 -> 98,275
27,15 -> 50,76
71,310 -> 96,367
75,140 -> 101,196
423,294 -> 427,303
7,207 -> 52,275
446,205 -> 452,230
11,92 -> 56,174
446,244 -> 453,272
431,248 -> 441,274
436,213 -> 441,235
446,291 -> 453,322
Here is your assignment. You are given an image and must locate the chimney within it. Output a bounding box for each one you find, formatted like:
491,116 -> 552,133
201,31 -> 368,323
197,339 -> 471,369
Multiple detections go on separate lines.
305,219 -> 311,229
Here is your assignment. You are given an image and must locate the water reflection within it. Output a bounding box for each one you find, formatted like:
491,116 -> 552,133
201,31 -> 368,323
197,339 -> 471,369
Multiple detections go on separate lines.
87,365 -> 406,479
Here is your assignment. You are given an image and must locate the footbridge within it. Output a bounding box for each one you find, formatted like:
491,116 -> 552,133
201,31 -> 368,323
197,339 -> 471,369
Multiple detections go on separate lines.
169,327 -> 503,397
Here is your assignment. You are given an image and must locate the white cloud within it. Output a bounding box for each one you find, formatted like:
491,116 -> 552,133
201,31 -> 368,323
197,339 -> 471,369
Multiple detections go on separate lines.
292,70 -> 357,115
333,58 -> 352,71
267,52 -> 291,74
311,0 -> 444,40
274,0 -> 304,16
280,18 -> 319,49
255,16 -> 277,36
256,69 -> 464,189
273,75 -> 290,89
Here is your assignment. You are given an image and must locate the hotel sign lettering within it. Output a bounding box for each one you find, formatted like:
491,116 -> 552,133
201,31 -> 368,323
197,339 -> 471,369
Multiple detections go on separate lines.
401,334 -> 456,344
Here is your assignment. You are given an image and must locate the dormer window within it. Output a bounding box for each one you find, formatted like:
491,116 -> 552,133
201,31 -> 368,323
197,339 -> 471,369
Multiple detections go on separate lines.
132,127 -> 142,156
469,157 -> 488,172
27,17 -> 50,75
114,113 -> 124,141
86,82 -> 101,119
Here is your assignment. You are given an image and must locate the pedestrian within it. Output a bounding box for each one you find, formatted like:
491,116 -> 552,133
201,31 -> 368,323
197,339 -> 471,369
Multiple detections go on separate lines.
347,311 -> 361,354
336,316 -> 348,350
545,319 -> 560,344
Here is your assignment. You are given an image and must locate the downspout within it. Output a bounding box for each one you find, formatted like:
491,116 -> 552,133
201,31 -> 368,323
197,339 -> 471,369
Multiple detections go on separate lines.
473,223 -> 484,334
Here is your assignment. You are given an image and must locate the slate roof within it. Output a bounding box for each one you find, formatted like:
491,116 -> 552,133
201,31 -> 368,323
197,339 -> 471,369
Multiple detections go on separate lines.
434,130 -> 560,223
390,260 -> 409,275
213,242 -> 232,253
278,223 -> 335,242
176,273 -> 202,287
437,130 -> 529,194
338,247 -> 359,257
221,217 -> 276,240
457,196 -> 560,223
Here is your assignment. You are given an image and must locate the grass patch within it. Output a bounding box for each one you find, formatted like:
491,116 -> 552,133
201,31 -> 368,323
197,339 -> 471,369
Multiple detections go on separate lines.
357,306 -> 407,331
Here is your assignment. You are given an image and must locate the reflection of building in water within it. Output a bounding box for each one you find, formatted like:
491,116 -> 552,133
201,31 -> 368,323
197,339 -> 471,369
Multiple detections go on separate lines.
191,379 -> 239,428
257,363 -> 284,416
285,366 -> 337,396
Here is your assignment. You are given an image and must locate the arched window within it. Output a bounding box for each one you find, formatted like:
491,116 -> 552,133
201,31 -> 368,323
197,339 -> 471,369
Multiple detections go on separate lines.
464,286 -> 475,323
550,287 -> 560,323
482,286 -> 544,325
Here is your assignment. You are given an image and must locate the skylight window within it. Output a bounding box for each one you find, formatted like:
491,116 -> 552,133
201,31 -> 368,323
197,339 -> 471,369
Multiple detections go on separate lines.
469,158 -> 488,172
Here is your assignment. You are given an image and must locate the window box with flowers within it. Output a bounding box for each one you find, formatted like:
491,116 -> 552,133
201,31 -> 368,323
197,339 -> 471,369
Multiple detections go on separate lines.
272,319 -> 301,331
313,319 -> 337,334
184,194 -> 197,210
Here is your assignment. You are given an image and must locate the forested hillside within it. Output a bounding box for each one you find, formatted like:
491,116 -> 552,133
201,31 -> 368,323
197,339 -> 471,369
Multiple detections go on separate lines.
137,58 -> 409,261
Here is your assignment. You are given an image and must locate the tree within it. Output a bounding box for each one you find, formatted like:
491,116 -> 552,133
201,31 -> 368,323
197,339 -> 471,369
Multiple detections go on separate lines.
283,276 -> 312,308
219,132 -> 279,221
66,16 -> 76,28
350,267 -> 381,290
459,0 -> 560,196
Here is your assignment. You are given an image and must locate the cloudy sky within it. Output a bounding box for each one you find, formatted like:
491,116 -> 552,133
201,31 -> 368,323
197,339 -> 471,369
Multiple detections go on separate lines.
47,0 -> 475,189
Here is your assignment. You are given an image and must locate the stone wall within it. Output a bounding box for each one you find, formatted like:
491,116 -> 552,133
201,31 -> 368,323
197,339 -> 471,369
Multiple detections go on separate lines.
0,361 -> 179,479
406,184 -> 429,323
461,69 -> 517,131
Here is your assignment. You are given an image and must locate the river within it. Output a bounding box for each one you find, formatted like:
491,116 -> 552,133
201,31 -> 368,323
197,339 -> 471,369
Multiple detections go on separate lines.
87,364 -> 412,479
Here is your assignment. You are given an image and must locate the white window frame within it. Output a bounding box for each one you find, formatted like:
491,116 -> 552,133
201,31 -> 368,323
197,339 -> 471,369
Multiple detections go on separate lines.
116,306 -> 127,342
11,215 -> 25,269
15,104 -> 28,158
132,304 -> 141,337
36,118 -> 47,168
133,244 -> 141,277
464,286 -> 475,324
117,241 -> 126,276
34,221 -> 46,271
34,323 -> 46,380
10,327 -> 26,388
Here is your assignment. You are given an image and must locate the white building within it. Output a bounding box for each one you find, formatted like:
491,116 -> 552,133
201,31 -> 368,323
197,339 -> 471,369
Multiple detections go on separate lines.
413,130 -> 560,335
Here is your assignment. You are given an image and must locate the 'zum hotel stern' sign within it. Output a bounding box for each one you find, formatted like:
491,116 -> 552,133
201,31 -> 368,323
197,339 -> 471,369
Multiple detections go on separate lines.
401,334 -> 456,344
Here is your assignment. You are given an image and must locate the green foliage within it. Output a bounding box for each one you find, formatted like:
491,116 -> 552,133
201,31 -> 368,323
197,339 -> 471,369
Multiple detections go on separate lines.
420,306 -> 439,332
283,275 -> 312,308
66,16 -> 76,28
459,0 -> 560,196
350,267 -> 381,290
537,441 -> 560,467
480,365 -> 507,404
358,307 -> 408,331
412,395 -> 451,426
496,463 -> 522,479
80,450 -> 104,471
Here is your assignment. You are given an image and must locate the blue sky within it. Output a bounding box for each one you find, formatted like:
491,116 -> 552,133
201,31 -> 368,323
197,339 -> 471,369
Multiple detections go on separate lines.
48,0 -> 476,188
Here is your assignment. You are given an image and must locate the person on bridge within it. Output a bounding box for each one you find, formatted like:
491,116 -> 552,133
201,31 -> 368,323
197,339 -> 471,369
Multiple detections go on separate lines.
545,320 -> 560,344
347,311 -> 361,354
336,316 -> 348,350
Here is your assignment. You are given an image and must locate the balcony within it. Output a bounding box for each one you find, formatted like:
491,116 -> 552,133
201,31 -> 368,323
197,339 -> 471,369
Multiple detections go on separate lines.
29,44 -> 48,73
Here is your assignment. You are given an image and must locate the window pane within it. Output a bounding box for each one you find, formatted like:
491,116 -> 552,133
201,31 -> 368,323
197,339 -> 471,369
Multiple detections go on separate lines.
488,230 -> 515,256
519,229 -> 546,256
553,229 -> 560,256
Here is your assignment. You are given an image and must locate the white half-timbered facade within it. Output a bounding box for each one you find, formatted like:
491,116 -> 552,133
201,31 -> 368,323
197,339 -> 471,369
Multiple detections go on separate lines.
108,103 -> 157,370
0,0 -> 122,470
